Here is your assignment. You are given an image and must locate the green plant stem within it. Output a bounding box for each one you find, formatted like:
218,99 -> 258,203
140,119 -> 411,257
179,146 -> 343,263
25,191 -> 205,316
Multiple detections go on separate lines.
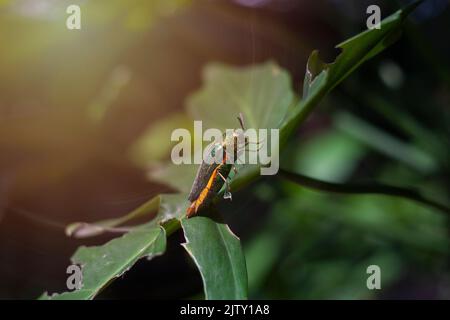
279,168 -> 450,215
162,218 -> 181,237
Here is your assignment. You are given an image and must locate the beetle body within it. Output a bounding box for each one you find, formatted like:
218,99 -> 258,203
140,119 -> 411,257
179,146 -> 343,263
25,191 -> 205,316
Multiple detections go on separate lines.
186,161 -> 232,217
186,114 -> 248,218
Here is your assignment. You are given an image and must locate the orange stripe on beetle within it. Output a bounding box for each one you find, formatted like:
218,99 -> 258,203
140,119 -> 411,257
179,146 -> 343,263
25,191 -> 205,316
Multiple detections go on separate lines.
186,165 -> 221,218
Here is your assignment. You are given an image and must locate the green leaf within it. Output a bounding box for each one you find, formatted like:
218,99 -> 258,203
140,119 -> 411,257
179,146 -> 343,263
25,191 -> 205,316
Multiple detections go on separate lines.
41,226 -> 166,300
41,194 -> 188,300
129,113 -> 194,168
181,216 -> 248,299
66,193 -> 188,238
285,128 -> 367,182
282,1 -> 422,141
149,163 -> 199,194
187,61 -> 295,131
334,111 -> 437,173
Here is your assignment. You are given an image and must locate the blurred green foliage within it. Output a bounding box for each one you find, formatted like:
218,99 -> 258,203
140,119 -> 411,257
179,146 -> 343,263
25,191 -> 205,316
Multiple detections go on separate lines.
1,0 -> 449,300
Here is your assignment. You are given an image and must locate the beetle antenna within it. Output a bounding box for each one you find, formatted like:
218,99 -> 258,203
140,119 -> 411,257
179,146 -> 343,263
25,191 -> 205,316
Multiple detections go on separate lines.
237,113 -> 245,130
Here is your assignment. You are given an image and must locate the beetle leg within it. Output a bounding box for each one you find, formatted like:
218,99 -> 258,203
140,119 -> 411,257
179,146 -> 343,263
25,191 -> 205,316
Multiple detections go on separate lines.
218,171 -> 232,201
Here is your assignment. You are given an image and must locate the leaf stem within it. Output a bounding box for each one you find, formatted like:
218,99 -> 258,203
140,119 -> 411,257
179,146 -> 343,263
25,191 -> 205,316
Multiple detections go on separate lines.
279,168 -> 450,215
